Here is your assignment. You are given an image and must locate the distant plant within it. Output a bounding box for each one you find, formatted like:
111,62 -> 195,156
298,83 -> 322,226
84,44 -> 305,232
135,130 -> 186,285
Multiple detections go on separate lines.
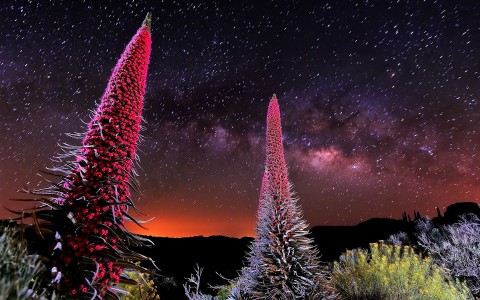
234,95 -> 325,299
118,264 -> 160,300
386,231 -> 411,246
0,223 -> 47,299
216,281 -> 236,300
332,242 -> 473,300
9,13 -> 155,298
415,214 -> 480,297
184,265 -> 218,300
156,275 -> 178,295
183,265 -> 242,300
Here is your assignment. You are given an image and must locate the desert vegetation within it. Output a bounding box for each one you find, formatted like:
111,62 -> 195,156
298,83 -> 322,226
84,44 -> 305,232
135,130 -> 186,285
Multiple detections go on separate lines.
2,12 -> 479,300
0,223 -> 46,299
231,95 -> 326,300
118,264 -> 160,300
388,213 -> 480,298
4,14 -> 156,299
332,242 -> 472,300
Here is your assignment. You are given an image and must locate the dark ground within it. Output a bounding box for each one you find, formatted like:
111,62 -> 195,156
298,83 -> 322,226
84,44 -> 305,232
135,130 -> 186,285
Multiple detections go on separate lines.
140,202 -> 479,299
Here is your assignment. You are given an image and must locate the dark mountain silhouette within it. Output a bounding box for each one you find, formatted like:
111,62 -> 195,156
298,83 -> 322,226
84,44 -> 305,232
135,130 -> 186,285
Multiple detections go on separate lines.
141,202 -> 479,299
441,202 -> 480,223
309,218 -> 414,263
2,201 -> 478,299
400,202 -> 480,226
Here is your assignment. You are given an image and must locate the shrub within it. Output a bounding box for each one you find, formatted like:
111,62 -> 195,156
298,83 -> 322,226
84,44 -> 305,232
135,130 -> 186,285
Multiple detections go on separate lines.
117,265 -> 160,300
416,214 -> 480,296
183,265 -> 217,300
332,242 -> 473,300
0,223 -> 46,299
216,281 -> 235,300
386,231 -> 411,246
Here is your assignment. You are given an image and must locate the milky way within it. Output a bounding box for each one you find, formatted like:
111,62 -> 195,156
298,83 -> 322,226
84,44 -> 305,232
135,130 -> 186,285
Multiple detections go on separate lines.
0,1 -> 479,237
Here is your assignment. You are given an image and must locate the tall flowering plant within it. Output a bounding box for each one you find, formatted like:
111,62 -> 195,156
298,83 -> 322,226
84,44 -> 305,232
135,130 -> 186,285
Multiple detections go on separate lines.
12,13 -> 154,299
234,95 -> 324,299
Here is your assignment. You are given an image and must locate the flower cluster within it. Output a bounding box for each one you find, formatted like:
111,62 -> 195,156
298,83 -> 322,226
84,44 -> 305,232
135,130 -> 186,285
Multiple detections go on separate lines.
15,14 -> 154,299
235,95 -> 323,299
264,95 -> 290,202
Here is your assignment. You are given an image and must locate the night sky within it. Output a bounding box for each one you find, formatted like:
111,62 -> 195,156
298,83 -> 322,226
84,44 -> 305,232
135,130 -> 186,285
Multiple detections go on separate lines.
1,1 -> 479,237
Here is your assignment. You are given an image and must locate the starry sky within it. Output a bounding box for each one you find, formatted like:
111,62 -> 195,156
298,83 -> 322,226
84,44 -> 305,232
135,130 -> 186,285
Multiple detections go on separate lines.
1,0 -> 479,237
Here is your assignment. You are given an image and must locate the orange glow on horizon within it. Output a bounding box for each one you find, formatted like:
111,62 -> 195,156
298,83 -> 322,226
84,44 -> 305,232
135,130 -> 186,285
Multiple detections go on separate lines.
125,212 -> 256,238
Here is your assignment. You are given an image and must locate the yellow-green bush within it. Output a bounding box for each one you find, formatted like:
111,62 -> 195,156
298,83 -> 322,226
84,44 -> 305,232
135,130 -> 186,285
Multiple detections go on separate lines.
332,242 -> 473,300
117,267 -> 160,300
216,281 -> 236,300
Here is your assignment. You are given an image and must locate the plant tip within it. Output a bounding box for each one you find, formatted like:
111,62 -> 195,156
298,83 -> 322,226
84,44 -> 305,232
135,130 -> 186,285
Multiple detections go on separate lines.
143,12 -> 152,30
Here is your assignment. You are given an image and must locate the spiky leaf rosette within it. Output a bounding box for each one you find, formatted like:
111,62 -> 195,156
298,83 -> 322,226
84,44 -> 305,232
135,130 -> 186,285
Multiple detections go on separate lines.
235,95 -> 323,300
234,170 -> 272,296
12,13 -> 154,299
